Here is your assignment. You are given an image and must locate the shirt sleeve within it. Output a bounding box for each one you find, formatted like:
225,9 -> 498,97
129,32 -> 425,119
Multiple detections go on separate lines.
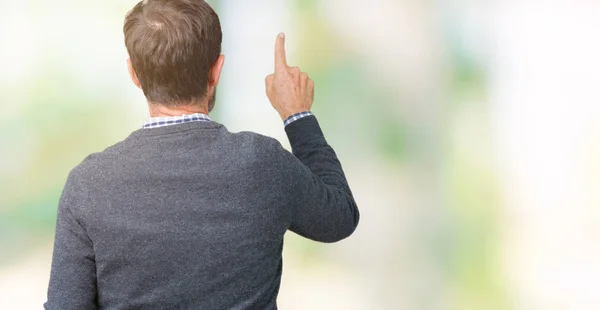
280,115 -> 360,243
283,111 -> 314,127
45,171 -> 98,310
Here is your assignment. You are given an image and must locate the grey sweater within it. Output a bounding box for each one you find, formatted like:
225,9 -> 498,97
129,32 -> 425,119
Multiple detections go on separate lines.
45,115 -> 359,310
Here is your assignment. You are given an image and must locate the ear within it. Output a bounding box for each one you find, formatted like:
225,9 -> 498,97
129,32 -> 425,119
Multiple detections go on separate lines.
127,58 -> 142,89
208,55 -> 225,87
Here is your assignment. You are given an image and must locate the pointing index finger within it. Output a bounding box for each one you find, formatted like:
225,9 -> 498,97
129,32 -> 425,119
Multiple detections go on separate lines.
274,33 -> 287,70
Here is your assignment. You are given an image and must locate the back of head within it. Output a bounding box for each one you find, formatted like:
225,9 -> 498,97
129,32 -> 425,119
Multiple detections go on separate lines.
124,0 -> 222,106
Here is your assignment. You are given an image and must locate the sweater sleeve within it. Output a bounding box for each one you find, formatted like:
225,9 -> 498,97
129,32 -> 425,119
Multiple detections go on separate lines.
281,115 -> 359,243
45,170 -> 98,310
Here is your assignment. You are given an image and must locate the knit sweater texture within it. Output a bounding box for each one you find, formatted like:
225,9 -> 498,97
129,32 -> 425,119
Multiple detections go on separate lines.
45,115 -> 359,309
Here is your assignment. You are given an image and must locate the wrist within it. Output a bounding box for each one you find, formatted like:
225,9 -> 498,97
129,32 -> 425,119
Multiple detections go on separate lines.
283,111 -> 313,127
284,114 -> 325,151
279,110 -> 307,121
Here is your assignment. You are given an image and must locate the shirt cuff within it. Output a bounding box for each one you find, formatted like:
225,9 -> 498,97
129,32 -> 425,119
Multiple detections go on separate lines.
284,111 -> 314,127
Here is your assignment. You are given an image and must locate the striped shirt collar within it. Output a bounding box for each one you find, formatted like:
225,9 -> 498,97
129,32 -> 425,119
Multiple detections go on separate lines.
142,113 -> 211,129
142,111 -> 314,129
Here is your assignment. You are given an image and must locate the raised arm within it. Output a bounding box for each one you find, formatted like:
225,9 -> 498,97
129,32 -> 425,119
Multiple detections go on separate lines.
266,33 -> 359,242
283,115 -> 359,242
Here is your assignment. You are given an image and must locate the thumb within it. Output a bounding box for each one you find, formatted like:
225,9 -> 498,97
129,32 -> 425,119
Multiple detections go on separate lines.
274,33 -> 287,70
265,74 -> 274,87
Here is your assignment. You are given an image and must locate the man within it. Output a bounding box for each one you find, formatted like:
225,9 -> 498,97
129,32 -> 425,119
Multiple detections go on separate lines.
45,0 -> 359,309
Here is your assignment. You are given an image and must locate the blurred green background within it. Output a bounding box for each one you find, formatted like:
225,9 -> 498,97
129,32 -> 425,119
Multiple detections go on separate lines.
1,1 -> 600,309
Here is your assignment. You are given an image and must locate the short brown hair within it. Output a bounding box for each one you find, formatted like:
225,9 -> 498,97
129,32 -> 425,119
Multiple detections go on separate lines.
124,0 -> 222,105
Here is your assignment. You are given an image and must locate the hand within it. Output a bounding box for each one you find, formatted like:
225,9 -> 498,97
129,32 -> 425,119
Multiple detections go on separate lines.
265,33 -> 314,121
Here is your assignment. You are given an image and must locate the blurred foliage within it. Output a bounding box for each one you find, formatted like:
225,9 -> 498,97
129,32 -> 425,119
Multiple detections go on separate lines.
0,70 -> 135,263
295,3 -> 407,162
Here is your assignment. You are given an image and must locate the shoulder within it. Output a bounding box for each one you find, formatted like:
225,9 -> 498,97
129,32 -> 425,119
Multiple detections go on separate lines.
60,140 -> 127,216
225,130 -> 284,155
66,137 -> 131,187
223,130 -> 297,168
226,130 -> 280,147
64,153 -> 104,194
59,159 -> 95,217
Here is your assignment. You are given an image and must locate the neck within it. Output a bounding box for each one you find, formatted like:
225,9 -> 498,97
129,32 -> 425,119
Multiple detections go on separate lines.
148,102 -> 209,117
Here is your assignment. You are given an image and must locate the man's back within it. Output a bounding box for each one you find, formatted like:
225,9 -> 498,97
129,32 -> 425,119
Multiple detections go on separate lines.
46,1 -> 359,308
46,117 -> 359,309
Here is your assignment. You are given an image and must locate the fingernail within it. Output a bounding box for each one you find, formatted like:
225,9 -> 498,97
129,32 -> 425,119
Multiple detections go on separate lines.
279,32 -> 285,39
